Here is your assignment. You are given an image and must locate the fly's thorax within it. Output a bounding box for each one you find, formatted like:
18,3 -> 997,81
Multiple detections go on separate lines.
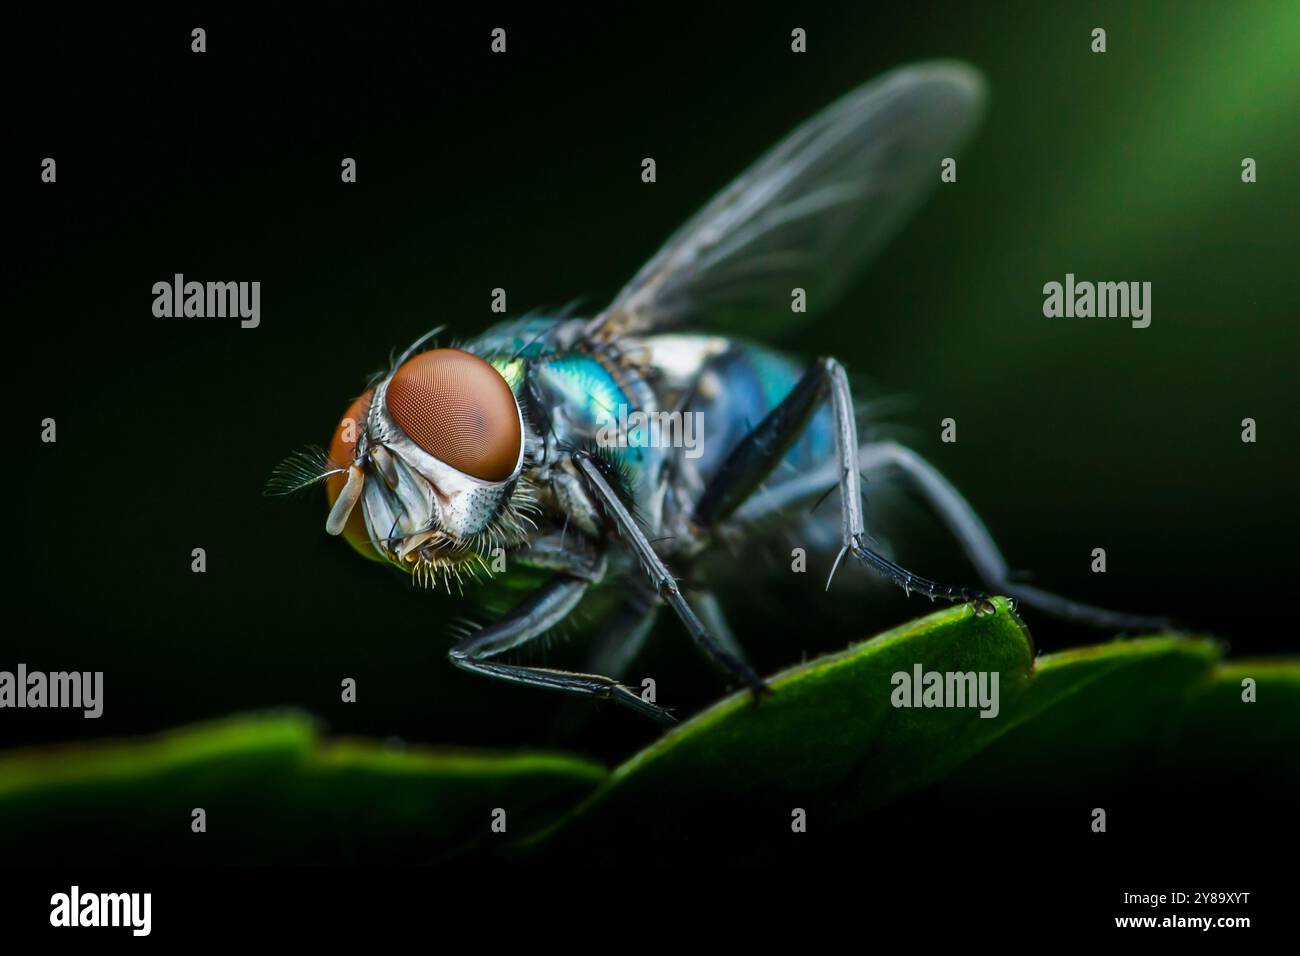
528,349 -> 669,533
461,315 -> 581,358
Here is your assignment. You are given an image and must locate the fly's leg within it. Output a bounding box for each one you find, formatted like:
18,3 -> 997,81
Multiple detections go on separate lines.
574,454 -> 768,696
587,597 -> 661,680
589,592 -> 754,699
512,533 -> 606,581
548,598 -> 665,739
691,590 -> 750,673
852,441 -> 1175,631
694,357 -> 988,606
687,588 -> 766,708
732,438 -> 1174,631
447,562 -> 676,724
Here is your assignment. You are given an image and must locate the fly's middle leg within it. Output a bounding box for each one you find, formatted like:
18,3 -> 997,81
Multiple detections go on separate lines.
574,454 -> 768,697
694,357 -> 988,607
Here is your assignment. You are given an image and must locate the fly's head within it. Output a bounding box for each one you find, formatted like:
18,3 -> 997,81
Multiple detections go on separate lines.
272,347 -> 538,591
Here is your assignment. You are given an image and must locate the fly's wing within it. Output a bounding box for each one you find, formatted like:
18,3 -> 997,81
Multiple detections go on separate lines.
588,61 -> 986,341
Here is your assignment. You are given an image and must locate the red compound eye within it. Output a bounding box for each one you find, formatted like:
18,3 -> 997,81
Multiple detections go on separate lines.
325,389 -> 379,561
385,349 -> 521,482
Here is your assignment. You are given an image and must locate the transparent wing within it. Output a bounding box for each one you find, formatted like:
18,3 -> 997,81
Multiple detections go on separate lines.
589,61 -> 986,340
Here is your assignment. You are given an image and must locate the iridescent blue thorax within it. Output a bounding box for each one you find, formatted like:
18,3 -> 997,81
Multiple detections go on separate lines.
464,318 -> 835,549
465,317 -> 568,360
467,318 -> 669,521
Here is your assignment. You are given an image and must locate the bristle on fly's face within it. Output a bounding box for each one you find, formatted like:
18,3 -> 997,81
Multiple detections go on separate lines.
264,446 -> 341,496
400,475 -> 541,594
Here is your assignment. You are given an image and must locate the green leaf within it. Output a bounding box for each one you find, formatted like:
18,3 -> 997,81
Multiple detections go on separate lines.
937,646 -> 1300,800
3,604 -> 1294,864
533,598 -> 1035,852
0,712 -> 605,863
531,599 -> 1298,855
1171,658 -> 1300,787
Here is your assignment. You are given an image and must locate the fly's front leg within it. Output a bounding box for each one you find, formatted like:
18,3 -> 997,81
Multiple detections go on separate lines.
512,533 -> 606,581
447,555 -> 675,724
695,357 -> 988,607
548,597 -> 664,739
574,454 -> 767,697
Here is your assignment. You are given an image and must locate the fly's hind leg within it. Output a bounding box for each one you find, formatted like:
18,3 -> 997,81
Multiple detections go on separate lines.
853,441 -> 1175,631
694,357 -> 989,607
732,438 -> 1174,631
448,560 -> 676,724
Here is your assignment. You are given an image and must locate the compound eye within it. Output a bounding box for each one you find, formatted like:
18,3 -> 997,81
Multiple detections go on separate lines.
325,389 -> 380,561
385,349 -> 522,482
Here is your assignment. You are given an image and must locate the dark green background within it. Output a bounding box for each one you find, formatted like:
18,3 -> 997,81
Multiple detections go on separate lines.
12,2 -> 1299,766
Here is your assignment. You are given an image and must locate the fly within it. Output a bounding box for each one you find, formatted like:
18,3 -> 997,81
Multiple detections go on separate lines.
268,61 -> 1170,724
